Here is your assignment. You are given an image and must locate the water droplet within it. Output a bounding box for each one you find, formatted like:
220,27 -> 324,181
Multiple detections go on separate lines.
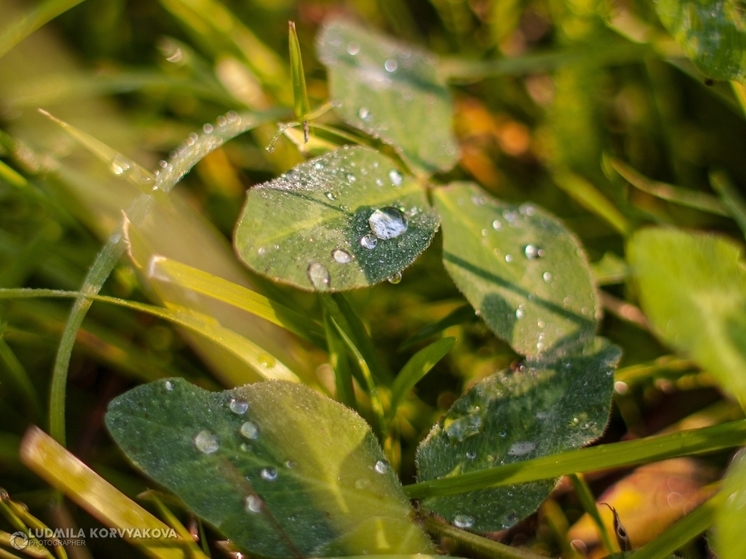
164,380 -> 174,391
384,58 -> 398,72
346,42 -> 360,55
203,123 -> 214,134
194,430 -> 219,454
524,245 -> 544,260
504,254 -> 513,262
445,414 -> 483,442
492,219 -> 502,230
332,249 -> 352,264
387,271 -> 402,284
360,234 -> 378,249
508,441 -> 536,456
515,306 -> 525,319
358,107 -> 372,121
285,460 -> 296,469
307,262 -> 330,289
110,155 -> 131,176
313,161 -> 325,170
229,398 -> 249,414
466,451 -> 477,460
244,495 -> 263,513
260,467 -> 278,481
346,173 -> 356,183
374,459 -> 390,474
388,169 -> 403,186
499,431 -> 507,438
453,514 -> 475,529
369,207 -> 408,240
355,478 -> 371,489
258,354 -> 275,368
537,319 -> 545,328
519,203 -> 536,216
543,272 -> 552,283
503,209 -> 519,223
240,421 -> 260,440
325,191 -> 336,201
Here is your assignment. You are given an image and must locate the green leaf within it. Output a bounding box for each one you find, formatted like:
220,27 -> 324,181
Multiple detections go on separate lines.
415,337 -> 620,532
234,146 -> 439,292
316,19 -> 458,174
715,449 -> 746,559
105,379 -> 434,558
434,182 -> 599,358
655,0 -> 746,82
627,228 -> 746,409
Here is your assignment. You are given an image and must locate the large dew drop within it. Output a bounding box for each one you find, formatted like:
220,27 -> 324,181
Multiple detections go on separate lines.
307,262 -> 331,290
332,249 -> 352,264
193,430 -> 220,454
453,514 -> 475,529
369,207 -> 408,240
228,398 -> 249,415
244,495 -> 263,513
374,459 -> 390,474
240,421 -> 260,440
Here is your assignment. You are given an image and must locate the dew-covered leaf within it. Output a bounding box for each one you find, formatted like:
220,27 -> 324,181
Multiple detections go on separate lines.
316,19 -> 458,174
234,146 -> 439,292
656,0 -> 746,82
415,338 -> 620,532
715,449 -> 746,559
105,379 -> 433,558
627,228 -> 746,409
434,182 -> 599,358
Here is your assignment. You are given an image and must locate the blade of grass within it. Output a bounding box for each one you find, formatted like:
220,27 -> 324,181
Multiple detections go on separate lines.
0,0 -> 83,60
404,419 -> 746,498
0,334 -> 42,420
609,156 -> 728,216
0,288 -> 299,384
568,473 -> 616,554
709,170 -> 746,237
19,426 -> 207,559
145,255 -> 325,348
387,337 -> 455,421
627,489 -> 723,559
399,304 -> 475,350
541,499 -> 583,559
322,311 -> 357,410
288,21 -> 310,121
552,169 -> 632,236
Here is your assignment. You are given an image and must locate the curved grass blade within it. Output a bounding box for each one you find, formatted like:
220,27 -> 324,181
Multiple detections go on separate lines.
0,0 -> 83,60
235,146 -> 439,292
289,21 -> 311,121
415,337 -> 619,531
316,19 -> 458,174
146,255 -> 325,348
399,304 -> 475,350
406,419 -> 746,499
710,171 -> 746,237
715,449 -> 746,558
0,288 -> 299,384
105,379 -> 434,558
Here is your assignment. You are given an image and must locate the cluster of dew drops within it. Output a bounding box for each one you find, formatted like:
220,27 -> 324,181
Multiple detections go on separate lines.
172,380 -> 392,516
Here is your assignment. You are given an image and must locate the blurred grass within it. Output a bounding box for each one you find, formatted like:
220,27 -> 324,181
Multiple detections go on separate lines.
1,0 -> 745,557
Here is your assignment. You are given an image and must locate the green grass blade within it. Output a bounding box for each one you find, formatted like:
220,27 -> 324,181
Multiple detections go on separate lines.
404,419 -> 746,498
146,255 -> 326,348
288,21 -> 311,121
399,304 -> 475,350
568,473 -> 615,554
388,337 -> 455,421
710,170 -> 746,237
0,334 -> 42,420
0,0 -> 83,60
323,310 -> 357,410
552,169 -> 632,236
627,490 -> 723,559
0,288 -> 299,385
610,157 -> 728,216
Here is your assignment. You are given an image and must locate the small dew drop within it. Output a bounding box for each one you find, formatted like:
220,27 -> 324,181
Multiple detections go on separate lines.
369,207 -> 408,240
466,451 -> 477,460
110,155 -> 131,176
453,514 -> 475,529
346,173 -> 356,183
354,478 -> 371,489
508,441 -> 536,456
332,249 -> 352,264
358,107 -> 372,121
346,42 -> 361,55
503,209 -> 519,223
285,460 -> 296,469
244,495 -> 263,513
202,123 -> 214,134
325,191 -> 336,201
524,245 -> 544,260
228,398 -> 249,415
260,467 -> 278,481
164,380 -> 174,391
387,271 -> 402,284
240,421 -> 260,440
505,254 -> 513,263
194,430 -> 219,454
313,161 -> 325,170
388,169 -> 403,186
492,219 -> 502,230
360,234 -> 378,249
307,262 -> 331,290
384,58 -> 399,72
543,271 -> 553,283
374,459 -> 390,474
515,306 -> 525,319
